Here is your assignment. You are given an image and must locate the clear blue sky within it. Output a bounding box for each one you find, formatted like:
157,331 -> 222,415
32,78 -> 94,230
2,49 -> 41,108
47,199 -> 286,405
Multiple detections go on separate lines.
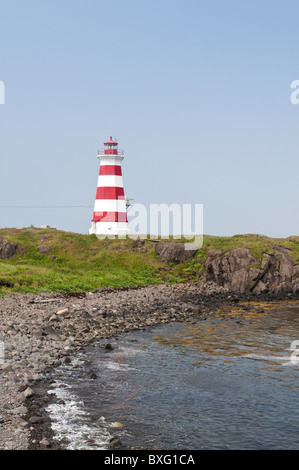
0,0 -> 298,237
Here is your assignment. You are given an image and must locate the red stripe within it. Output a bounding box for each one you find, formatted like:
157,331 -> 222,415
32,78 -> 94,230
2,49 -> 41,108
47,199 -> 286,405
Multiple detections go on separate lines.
92,211 -> 128,222
99,165 -> 122,176
96,187 -> 125,200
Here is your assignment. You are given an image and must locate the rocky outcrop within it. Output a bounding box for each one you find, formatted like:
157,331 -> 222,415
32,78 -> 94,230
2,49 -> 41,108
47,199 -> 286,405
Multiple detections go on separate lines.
204,246 -> 299,294
155,242 -> 199,263
0,238 -> 18,259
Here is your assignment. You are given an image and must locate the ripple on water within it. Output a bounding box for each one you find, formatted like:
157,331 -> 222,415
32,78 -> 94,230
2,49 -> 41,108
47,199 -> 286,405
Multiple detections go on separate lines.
46,301 -> 299,450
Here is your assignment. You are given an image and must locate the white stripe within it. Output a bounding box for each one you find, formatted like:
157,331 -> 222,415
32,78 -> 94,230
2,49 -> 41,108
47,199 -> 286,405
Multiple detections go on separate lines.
97,175 -> 124,188
94,199 -> 127,213
89,222 -> 129,236
98,156 -> 124,165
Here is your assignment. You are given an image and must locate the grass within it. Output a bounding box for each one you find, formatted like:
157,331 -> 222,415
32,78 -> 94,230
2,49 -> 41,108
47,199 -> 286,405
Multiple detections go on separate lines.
0,228 -> 165,294
0,228 -> 298,295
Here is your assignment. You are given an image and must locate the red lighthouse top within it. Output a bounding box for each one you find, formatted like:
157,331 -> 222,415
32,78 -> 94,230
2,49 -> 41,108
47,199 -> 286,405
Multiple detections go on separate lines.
104,136 -> 118,145
98,136 -> 124,157
104,136 -> 118,155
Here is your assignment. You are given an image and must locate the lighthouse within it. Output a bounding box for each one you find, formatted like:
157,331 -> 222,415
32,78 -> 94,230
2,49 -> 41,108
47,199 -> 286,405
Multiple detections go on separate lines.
89,137 -> 130,237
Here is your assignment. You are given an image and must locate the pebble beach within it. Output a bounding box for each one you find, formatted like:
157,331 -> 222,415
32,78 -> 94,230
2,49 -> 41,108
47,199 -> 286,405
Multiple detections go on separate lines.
0,282 -> 298,450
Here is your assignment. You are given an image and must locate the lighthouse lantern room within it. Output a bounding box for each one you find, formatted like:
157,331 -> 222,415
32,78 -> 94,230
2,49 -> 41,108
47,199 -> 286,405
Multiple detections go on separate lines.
89,137 -> 130,236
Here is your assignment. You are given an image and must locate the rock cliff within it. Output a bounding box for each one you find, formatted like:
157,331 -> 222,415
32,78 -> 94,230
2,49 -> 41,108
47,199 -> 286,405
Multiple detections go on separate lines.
204,246 -> 299,294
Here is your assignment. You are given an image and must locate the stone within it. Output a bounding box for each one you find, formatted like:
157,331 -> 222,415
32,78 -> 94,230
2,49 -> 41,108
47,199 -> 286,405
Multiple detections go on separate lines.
0,238 -> 18,259
11,406 -> 28,415
64,337 -> 75,347
39,438 -> 51,447
111,422 -> 123,428
29,416 -> 45,424
109,437 -> 121,448
57,308 -> 69,316
42,327 -> 61,340
206,249 -> 223,259
61,356 -> 71,364
155,242 -> 198,264
23,387 -> 34,399
49,314 -> 60,322
37,244 -> 51,255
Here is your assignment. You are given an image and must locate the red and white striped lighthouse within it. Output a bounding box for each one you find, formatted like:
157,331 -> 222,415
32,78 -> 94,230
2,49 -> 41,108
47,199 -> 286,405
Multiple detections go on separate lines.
89,136 -> 130,236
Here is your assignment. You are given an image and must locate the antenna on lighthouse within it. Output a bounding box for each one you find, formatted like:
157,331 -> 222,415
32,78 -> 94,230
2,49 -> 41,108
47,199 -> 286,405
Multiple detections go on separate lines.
126,198 -> 134,212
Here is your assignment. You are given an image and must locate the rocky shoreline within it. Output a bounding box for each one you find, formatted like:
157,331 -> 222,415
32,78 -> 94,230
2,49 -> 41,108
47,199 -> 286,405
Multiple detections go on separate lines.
0,281 -> 299,450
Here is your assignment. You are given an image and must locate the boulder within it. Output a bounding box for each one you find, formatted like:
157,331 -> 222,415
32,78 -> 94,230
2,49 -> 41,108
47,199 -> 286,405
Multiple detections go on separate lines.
37,244 -> 51,255
0,238 -> 18,259
155,242 -> 198,264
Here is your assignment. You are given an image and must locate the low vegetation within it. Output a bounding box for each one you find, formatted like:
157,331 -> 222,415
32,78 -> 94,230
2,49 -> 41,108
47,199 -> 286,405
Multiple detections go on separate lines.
0,228 -> 298,295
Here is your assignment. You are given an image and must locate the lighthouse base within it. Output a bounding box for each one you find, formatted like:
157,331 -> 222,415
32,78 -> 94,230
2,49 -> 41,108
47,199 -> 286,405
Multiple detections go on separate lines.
89,221 -> 130,237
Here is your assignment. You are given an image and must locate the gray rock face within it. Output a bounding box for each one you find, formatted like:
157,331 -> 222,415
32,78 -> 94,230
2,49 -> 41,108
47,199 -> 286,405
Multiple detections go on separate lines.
155,242 -> 199,264
204,246 -> 299,294
0,238 -> 18,259
205,248 -> 260,293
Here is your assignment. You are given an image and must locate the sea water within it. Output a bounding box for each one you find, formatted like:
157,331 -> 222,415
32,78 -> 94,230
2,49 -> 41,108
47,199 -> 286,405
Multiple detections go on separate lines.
46,301 -> 299,450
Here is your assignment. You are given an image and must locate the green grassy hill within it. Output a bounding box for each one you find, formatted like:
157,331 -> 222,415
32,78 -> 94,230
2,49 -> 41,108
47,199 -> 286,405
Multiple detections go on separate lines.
0,227 -> 298,295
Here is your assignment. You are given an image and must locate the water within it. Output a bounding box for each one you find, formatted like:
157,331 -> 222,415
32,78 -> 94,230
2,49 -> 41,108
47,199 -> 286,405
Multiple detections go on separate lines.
47,301 -> 299,450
